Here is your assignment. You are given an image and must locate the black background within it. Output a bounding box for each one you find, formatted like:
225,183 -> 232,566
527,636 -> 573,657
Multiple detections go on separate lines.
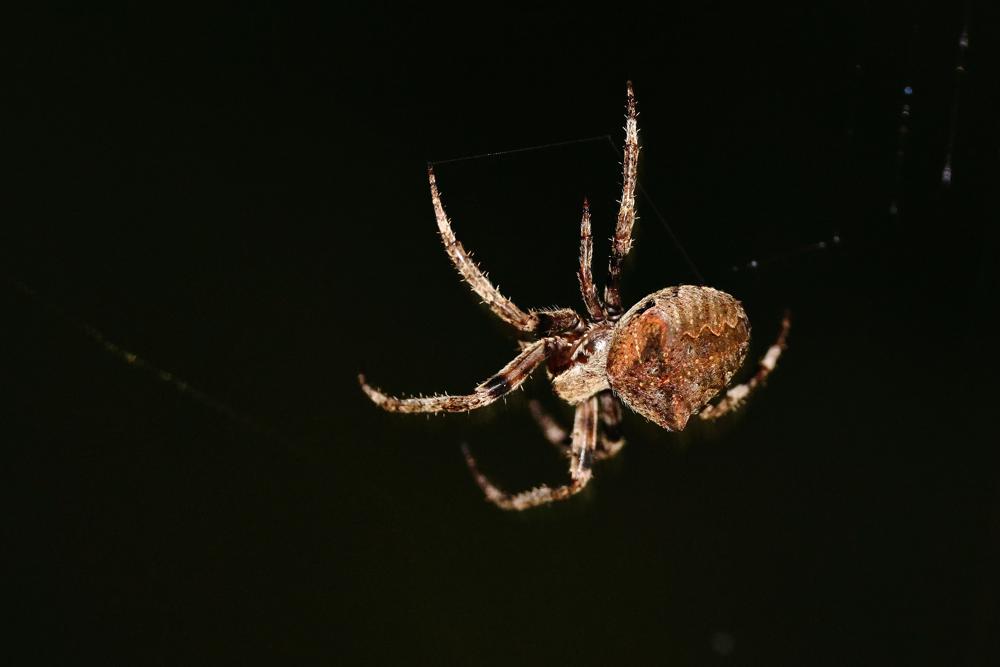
6,3 -> 999,665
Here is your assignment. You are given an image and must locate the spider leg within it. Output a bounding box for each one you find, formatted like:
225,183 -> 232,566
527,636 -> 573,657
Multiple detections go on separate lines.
603,81 -> 640,318
699,312 -> 791,421
577,198 -> 605,320
597,390 -> 626,459
463,395 -> 599,511
530,394 -> 626,461
359,338 -> 552,414
528,399 -> 571,452
429,167 -> 539,333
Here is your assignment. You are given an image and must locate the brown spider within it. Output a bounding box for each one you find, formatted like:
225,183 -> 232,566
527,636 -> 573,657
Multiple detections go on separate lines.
359,82 -> 790,511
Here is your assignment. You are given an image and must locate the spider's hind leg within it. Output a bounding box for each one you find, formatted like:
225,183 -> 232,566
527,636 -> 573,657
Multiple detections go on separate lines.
464,396 -> 599,511
699,312 -> 791,421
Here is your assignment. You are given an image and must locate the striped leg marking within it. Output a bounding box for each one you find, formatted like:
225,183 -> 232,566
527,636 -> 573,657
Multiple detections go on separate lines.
359,338 -> 552,414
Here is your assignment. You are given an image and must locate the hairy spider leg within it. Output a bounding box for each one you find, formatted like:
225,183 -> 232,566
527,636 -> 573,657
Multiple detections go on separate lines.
464,395 -> 599,510
577,198 -> 605,320
698,312 -> 791,421
597,390 -> 626,457
358,338 -> 553,414
428,166 -> 540,333
528,390 -> 626,461
603,81 -> 640,318
527,399 -> 571,449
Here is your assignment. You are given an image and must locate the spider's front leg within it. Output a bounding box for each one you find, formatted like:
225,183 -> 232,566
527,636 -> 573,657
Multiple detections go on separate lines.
603,81 -> 640,318
429,167 -> 583,336
464,395 -> 599,510
577,198 -> 605,320
359,337 -> 553,414
429,167 -> 540,333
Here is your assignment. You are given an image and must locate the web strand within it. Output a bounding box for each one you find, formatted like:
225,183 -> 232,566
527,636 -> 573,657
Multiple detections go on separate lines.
730,234 -> 843,274
428,134 -> 615,166
7,278 -> 287,446
941,2 -> 972,187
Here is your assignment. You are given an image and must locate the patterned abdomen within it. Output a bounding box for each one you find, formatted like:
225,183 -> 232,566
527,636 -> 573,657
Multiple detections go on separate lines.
606,286 -> 750,430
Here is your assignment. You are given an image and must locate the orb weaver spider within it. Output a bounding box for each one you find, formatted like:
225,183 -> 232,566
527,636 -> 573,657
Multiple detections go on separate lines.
360,82 -> 790,510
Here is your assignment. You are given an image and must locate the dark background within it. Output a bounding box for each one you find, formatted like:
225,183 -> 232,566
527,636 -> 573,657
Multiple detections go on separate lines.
5,3 -> 998,665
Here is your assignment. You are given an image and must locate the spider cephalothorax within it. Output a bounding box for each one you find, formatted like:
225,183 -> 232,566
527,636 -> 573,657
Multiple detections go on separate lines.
360,83 -> 790,510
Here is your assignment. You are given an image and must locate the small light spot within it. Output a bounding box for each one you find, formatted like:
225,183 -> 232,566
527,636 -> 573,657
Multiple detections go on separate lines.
749,260 -> 758,269
903,85 -> 913,96
942,164 -> 953,185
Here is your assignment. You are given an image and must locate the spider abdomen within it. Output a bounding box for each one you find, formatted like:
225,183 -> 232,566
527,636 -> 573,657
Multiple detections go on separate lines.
606,286 -> 750,431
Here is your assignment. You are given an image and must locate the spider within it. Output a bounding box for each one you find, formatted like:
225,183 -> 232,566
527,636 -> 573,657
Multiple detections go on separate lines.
359,82 -> 790,510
